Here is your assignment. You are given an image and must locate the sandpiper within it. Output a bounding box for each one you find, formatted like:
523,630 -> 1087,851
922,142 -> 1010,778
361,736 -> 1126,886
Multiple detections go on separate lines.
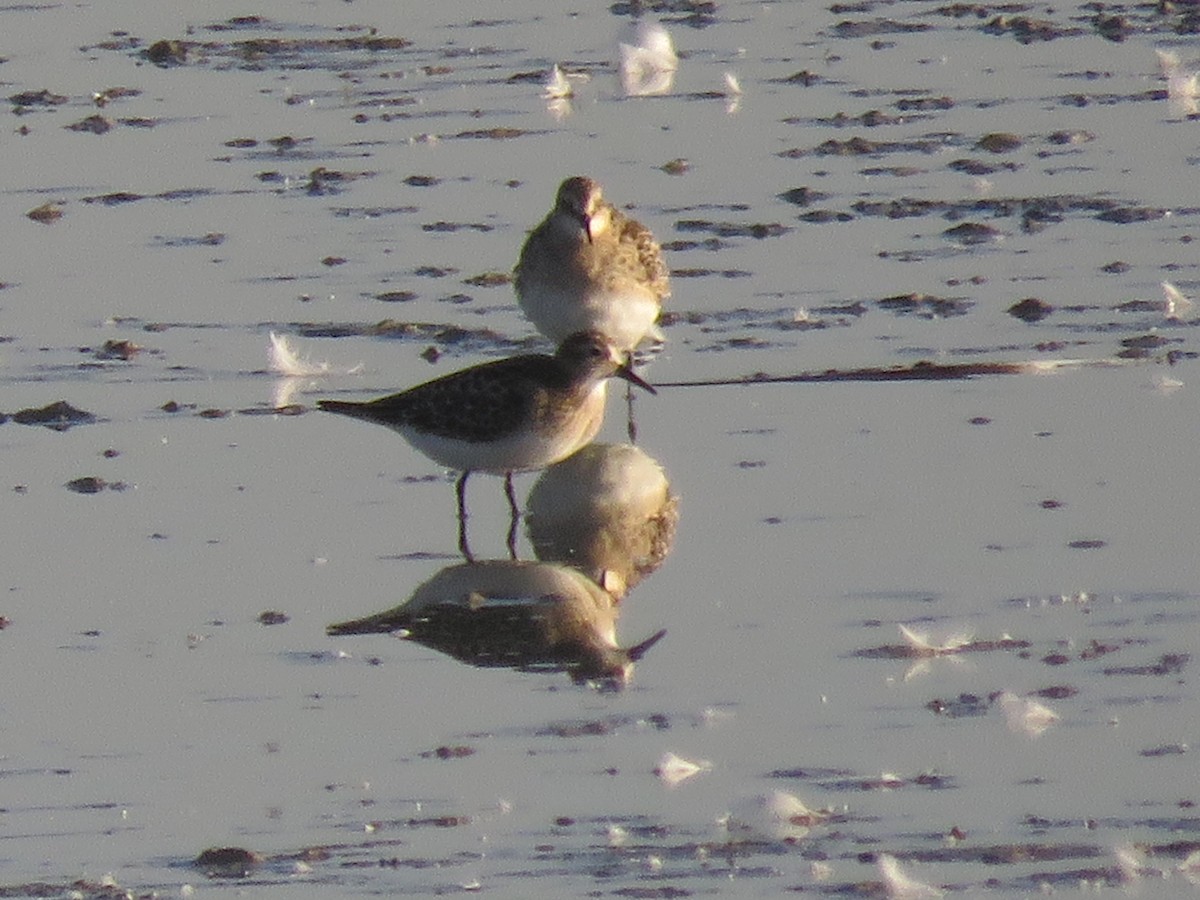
317,331 -> 655,555
514,176 -> 670,356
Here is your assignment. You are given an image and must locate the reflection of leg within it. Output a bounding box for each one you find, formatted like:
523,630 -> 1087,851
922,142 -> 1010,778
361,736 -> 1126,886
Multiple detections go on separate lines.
626,370 -> 638,444
458,516 -> 474,562
504,472 -> 519,560
456,472 -> 474,561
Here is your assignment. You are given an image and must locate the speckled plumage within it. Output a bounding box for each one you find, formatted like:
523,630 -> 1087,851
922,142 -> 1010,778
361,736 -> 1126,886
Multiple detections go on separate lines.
317,331 -> 653,477
514,177 -> 669,353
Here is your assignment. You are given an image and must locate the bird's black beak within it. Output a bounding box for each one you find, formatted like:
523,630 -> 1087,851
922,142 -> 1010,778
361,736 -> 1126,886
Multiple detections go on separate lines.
627,628 -> 667,661
617,360 -> 656,395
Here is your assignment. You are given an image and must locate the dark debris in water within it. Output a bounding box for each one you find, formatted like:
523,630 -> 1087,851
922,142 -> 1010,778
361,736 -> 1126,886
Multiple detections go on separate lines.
851,192 -> 1125,225
902,840 -> 1106,865
1009,297 -> 1053,322
65,476 -> 129,494
671,267 -> 752,279
980,14 -> 1085,42
375,290 -> 417,302
9,88 -> 68,108
785,134 -> 960,158
65,114 -> 113,134
1140,742 -> 1188,757
462,271 -> 511,287
830,17 -> 934,38
926,692 -> 992,718
675,220 -> 791,239
1102,652 -> 1189,677
453,127 -> 538,140
93,339 -> 143,361
195,846 -> 265,878
609,0 -> 718,27
10,401 -> 96,430
1096,206 -> 1168,224
769,767 -> 956,793
535,713 -> 670,739
877,292 -> 972,318
287,320 -> 520,355
422,221 -> 494,234
778,187 -> 828,207
660,237 -> 734,252
943,221 -> 1002,245
306,166 -> 374,195
419,744 -> 476,760
26,202 -> 64,224
81,188 -> 214,206
138,24 -> 414,71
854,636 -> 1030,660
0,877 -> 148,899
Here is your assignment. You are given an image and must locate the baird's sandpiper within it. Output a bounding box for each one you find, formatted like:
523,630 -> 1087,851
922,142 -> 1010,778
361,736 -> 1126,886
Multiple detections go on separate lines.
317,331 -> 655,555
514,176 -> 669,356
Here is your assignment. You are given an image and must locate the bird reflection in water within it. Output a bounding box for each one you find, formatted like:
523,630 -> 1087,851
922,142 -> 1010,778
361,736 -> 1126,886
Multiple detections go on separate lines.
328,442 -> 677,689
525,442 -> 678,600
328,561 -> 665,690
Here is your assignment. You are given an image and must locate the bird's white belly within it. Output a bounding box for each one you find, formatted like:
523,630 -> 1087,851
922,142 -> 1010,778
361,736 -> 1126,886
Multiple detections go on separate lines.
524,285 -> 661,352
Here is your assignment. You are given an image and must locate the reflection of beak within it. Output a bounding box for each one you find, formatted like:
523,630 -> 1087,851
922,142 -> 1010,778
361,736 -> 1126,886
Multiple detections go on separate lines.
616,360 -> 657,395
627,628 -> 667,661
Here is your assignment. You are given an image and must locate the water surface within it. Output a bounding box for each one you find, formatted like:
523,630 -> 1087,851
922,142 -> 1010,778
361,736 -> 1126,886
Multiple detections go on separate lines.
2,0 -> 1200,896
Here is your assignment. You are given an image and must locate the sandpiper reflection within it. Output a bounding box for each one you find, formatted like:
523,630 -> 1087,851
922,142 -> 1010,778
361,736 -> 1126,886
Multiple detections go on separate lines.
526,442 -> 678,600
328,560 -> 666,689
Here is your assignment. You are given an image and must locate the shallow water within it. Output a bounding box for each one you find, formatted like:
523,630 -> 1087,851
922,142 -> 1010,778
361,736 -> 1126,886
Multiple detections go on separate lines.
3,0 -> 1200,896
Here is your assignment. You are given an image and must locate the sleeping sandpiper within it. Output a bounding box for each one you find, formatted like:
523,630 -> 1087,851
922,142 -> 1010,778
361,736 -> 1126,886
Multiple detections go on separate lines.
514,176 -> 669,356
317,331 -> 655,556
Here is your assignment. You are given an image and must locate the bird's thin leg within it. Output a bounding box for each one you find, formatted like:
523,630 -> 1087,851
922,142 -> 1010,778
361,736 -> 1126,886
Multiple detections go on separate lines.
504,472 -> 519,560
456,471 -> 474,561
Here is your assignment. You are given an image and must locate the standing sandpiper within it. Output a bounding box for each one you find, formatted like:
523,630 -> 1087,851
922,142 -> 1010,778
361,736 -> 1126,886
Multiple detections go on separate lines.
317,331 -> 655,557
514,176 -> 670,357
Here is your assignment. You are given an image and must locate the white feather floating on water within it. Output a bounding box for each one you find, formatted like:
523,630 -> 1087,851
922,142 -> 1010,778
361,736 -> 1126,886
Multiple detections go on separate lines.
997,690 -> 1059,738
876,854 -> 944,899
1178,848 -> 1200,884
268,332 -> 362,378
898,623 -> 973,656
1156,48 -> 1199,117
1154,373 -> 1184,395
653,751 -> 710,786
721,790 -> 823,843
269,332 -> 330,377
722,71 -> 742,114
618,21 -> 677,97
542,64 -> 573,100
1162,280 -> 1194,320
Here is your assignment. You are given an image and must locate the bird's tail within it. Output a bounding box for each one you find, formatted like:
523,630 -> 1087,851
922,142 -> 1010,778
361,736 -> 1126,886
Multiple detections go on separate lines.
327,609 -> 409,636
